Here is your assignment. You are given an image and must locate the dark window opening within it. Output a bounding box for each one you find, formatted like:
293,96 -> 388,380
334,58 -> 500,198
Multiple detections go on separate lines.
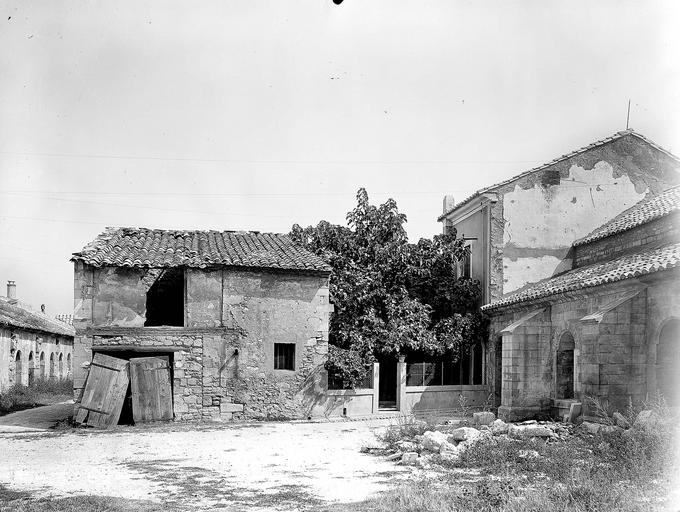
145,268 -> 184,327
406,344 -> 484,387
274,343 -> 295,370
459,246 -> 471,279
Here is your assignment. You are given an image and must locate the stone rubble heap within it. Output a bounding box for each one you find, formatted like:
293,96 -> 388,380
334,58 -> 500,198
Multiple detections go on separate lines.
386,409 -> 662,468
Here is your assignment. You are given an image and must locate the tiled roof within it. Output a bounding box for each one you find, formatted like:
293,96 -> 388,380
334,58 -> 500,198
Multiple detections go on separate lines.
438,130 -> 679,221
573,185 -> 680,246
482,242 -> 680,311
0,298 -> 75,337
72,227 -> 332,273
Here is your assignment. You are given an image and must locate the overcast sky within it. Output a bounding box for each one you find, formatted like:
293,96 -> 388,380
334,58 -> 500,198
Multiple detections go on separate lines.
1,0 -> 679,315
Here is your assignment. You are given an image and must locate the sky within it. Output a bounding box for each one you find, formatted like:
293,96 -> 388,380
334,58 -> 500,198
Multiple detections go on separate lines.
1,0 -> 679,315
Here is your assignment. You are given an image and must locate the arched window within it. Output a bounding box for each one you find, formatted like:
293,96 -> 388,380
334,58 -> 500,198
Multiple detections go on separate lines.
49,353 -> 56,379
40,352 -> 46,378
656,319 -> 680,406
15,350 -> 24,386
28,352 -> 35,386
556,332 -> 575,399
58,353 -> 64,378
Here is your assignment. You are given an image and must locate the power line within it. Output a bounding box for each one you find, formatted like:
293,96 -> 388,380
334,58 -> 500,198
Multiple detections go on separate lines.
0,149 -> 545,165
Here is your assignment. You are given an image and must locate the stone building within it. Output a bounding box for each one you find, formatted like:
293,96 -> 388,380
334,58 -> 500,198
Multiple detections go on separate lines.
0,281 -> 75,391
484,185 -> 680,420
439,130 -> 680,305
437,130 -> 680,411
71,227 -> 333,422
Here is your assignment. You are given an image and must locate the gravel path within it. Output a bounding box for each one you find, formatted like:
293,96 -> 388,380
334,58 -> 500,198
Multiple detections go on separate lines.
0,418 -> 412,511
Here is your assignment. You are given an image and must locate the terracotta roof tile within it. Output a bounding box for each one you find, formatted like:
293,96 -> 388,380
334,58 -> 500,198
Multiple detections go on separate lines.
438,130 -> 679,221
72,227 -> 332,273
573,185 -> 680,246
0,298 -> 75,337
482,242 -> 680,311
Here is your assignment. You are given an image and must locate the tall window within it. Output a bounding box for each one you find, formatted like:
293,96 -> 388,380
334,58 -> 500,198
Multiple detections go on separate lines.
458,246 -> 471,279
406,344 -> 484,386
274,343 -> 295,370
145,268 -> 184,327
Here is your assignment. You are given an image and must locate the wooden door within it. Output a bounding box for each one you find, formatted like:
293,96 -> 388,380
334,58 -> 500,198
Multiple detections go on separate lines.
75,353 -> 129,429
130,356 -> 173,423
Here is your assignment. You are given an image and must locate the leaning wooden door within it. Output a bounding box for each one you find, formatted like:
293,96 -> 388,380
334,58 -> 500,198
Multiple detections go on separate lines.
130,356 -> 173,423
75,353 -> 129,429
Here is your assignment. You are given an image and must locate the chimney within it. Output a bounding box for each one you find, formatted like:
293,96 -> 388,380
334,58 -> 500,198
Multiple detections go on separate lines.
443,195 -> 455,214
41,304 -> 46,313
6,280 -> 16,301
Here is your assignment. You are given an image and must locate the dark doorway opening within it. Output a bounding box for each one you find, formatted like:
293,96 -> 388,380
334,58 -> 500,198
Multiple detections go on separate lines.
145,268 -> 184,327
92,349 -> 175,425
657,319 -> 680,406
556,332 -> 575,399
378,358 -> 397,409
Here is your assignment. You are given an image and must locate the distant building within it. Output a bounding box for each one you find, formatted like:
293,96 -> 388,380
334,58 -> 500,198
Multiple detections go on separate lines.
484,186 -> 680,420
439,130 -> 680,304
0,281 -> 75,391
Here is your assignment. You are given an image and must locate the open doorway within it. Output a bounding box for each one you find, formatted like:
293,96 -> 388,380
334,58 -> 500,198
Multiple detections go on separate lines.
378,357 -> 397,410
91,349 -> 175,425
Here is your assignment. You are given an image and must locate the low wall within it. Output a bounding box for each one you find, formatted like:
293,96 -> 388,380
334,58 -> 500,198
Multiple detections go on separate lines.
404,385 -> 489,414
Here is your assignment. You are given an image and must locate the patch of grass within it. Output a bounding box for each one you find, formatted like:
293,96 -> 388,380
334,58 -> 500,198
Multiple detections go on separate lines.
0,378 -> 73,416
376,415 -> 430,451
0,485 -> 171,512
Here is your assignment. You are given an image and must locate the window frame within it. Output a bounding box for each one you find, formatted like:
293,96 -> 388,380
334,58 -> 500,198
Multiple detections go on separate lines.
273,343 -> 296,371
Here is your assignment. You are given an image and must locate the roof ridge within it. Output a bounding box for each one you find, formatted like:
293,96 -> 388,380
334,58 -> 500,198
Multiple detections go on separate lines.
438,129 -> 678,221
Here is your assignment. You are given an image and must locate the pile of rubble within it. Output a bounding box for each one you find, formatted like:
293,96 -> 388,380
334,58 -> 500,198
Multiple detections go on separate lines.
384,408 -> 669,467
389,412 -> 572,467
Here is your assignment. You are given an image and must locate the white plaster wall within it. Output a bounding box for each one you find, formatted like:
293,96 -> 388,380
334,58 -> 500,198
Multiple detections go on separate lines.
503,255 -> 563,293
503,162 -> 647,249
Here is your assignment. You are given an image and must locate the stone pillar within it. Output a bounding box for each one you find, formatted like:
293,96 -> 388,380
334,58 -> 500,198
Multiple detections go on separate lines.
397,356 -> 407,413
372,362 -> 380,414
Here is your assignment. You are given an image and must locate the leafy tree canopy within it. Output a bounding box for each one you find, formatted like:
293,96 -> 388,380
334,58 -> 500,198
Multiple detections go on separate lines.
290,188 -> 486,386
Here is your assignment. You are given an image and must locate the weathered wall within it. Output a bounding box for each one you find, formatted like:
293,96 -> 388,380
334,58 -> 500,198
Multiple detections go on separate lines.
0,328 -> 73,391
496,136 -> 680,296
73,262 -> 330,421
222,269 -> 330,419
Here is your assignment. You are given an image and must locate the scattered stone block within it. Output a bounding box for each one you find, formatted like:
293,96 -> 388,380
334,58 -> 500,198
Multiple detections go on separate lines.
401,452 -> 419,464
491,419 -> 509,435
386,452 -> 402,461
396,440 -> 420,453
509,425 -> 553,438
421,430 -> 449,452
449,427 -> 481,443
612,412 -> 631,429
580,421 -> 602,435
439,441 -> 458,454
567,403 -> 582,423
518,450 -> 540,459
473,411 -> 495,426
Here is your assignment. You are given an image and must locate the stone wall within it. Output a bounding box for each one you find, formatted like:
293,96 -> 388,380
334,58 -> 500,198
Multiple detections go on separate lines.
0,328 -> 73,391
73,263 -> 330,421
489,271 -> 680,420
575,214 -> 680,268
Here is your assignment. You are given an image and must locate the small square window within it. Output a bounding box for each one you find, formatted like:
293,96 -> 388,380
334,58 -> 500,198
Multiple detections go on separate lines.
274,343 -> 295,370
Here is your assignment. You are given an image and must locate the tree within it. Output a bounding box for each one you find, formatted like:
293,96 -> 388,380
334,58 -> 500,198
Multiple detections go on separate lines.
290,188 -> 486,386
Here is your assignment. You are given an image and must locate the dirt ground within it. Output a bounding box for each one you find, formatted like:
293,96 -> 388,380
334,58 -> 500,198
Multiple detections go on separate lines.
0,417 -> 415,511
